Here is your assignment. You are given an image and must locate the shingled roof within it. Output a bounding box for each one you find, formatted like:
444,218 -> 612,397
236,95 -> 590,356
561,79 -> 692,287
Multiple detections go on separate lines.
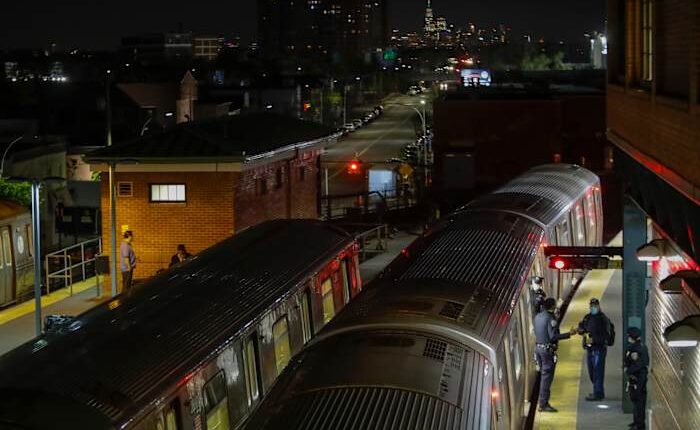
85,112 -> 335,163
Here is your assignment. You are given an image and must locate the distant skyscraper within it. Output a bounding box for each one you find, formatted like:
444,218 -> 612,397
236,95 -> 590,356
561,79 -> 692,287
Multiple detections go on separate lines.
258,0 -> 387,63
424,0 -> 435,34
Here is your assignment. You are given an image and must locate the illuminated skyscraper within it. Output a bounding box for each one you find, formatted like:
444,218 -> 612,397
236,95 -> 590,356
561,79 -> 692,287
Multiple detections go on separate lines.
258,0 -> 387,63
424,0 -> 435,34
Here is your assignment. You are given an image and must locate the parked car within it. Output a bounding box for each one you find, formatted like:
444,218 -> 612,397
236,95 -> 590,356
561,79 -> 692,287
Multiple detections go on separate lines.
352,119 -> 364,129
343,123 -> 356,132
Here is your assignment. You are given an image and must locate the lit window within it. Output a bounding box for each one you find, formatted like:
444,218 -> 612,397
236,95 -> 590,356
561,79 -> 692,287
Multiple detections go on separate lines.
202,372 -> 230,430
300,290 -> 313,344
150,184 -> 186,202
272,317 -> 291,375
321,278 -> 335,324
2,230 -> 12,267
243,336 -> 260,405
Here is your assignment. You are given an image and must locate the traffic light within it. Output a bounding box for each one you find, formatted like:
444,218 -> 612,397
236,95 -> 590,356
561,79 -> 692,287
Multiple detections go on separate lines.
347,160 -> 362,174
548,256 -> 612,270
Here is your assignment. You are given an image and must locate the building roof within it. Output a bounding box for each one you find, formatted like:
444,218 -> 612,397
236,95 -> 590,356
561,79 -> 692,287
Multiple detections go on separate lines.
0,200 -> 29,220
84,112 -> 335,163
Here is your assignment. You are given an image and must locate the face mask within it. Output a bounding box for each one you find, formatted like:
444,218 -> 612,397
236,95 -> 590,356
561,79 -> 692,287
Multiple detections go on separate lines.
591,307 -> 599,315
628,336 -> 636,344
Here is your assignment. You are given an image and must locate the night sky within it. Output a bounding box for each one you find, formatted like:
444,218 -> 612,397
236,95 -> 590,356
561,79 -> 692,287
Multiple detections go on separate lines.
1,0 -> 605,50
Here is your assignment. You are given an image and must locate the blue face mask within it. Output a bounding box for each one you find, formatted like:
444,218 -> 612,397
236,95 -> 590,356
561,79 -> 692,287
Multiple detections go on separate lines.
591,306 -> 599,315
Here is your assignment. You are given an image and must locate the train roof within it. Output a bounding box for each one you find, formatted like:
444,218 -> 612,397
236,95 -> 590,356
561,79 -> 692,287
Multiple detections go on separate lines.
327,210 -> 544,353
463,164 -> 599,227
0,220 -> 353,429
0,200 -> 29,221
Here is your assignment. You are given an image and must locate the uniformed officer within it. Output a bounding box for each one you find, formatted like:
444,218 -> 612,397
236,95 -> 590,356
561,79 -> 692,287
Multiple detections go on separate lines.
531,276 -> 547,313
624,327 -> 649,430
535,297 -> 577,412
577,297 -> 614,401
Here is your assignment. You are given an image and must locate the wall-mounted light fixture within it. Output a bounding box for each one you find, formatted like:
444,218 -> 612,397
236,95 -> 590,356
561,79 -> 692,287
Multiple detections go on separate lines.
659,270 -> 700,294
664,315 -> 700,348
636,239 -> 668,262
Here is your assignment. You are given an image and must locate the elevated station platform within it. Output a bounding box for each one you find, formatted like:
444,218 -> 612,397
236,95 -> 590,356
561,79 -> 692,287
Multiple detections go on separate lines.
535,234 -> 631,429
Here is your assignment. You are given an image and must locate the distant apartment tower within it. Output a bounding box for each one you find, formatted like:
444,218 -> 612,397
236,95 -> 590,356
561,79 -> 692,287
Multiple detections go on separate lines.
194,35 -> 224,61
258,0 -> 387,62
424,0 -> 435,34
589,32 -> 607,69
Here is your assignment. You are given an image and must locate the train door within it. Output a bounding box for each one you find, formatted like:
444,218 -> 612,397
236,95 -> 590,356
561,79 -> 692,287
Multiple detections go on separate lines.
0,227 -> 13,305
202,372 -> 231,430
554,218 -> 571,299
583,191 -> 598,246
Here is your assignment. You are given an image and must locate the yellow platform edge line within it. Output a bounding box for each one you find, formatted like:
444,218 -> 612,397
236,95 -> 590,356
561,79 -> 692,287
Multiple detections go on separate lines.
0,276 -> 104,326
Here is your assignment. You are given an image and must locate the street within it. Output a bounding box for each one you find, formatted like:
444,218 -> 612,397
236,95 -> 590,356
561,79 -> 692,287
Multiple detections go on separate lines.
321,94 -> 431,197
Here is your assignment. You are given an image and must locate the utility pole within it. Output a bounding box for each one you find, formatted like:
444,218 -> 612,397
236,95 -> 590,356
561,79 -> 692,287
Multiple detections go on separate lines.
106,69 -> 118,297
30,181 -> 42,336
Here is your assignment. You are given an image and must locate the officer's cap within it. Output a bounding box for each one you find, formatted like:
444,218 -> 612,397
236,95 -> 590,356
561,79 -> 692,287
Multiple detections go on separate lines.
627,327 -> 642,339
589,297 -> 600,306
543,297 -> 557,310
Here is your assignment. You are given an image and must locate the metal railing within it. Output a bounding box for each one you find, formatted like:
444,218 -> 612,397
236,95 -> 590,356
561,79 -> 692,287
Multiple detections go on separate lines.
45,238 -> 102,295
321,190 -> 417,220
346,224 -> 390,263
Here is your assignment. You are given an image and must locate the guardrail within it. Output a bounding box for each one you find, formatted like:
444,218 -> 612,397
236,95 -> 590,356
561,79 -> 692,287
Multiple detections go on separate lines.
321,190 -> 416,220
45,238 -> 102,295
345,224 -> 390,263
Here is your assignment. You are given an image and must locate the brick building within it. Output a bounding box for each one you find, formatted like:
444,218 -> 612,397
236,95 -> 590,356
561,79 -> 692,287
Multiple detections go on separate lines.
432,87 -> 607,210
607,0 -> 699,427
86,113 -> 336,281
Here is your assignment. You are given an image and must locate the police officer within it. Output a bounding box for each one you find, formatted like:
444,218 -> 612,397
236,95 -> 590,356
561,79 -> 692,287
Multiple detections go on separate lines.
531,276 -> 547,313
535,297 -> 577,412
577,297 -> 613,401
624,327 -> 648,430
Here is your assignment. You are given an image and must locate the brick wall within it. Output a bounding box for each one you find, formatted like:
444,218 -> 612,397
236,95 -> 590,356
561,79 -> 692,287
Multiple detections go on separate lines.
607,0 -> 700,189
100,172 -> 236,284
235,150 -> 320,231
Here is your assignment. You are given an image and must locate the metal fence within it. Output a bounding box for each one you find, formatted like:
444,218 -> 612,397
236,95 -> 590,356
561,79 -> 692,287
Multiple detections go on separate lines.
321,190 -> 416,220
45,238 -> 102,295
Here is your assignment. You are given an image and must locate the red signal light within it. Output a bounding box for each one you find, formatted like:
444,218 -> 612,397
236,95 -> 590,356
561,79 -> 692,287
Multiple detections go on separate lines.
347,160 -> 362,174
550,257 -> 569,270
303,102 -> 312,112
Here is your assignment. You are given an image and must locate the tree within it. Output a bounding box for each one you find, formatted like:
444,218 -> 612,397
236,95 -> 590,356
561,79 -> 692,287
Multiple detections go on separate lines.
0,178 -> 31,206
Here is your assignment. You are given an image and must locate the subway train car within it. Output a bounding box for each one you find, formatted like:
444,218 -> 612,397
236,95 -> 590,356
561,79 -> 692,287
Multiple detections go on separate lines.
0,220 -> 360,430
0,200 -> 34,307
245,164 -> 603,430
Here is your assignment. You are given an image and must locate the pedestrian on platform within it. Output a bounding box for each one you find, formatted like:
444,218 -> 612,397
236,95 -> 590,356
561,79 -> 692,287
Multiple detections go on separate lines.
534,297 -> 577,413
577,297 -> 614,401
624,327 -> 648,430
120,230 -> 136,293
169,244 -> 192,267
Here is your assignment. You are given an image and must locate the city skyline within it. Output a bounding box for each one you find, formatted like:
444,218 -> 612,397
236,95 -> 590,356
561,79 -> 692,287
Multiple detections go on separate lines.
1,0 -> 606,50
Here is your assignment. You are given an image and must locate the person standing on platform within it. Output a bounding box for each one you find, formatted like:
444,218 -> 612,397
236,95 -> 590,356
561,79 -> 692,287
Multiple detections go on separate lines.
534,297 -> 577,412
624,327 -> 649,430
577,297 -> 614,401
120,230 -> 136,293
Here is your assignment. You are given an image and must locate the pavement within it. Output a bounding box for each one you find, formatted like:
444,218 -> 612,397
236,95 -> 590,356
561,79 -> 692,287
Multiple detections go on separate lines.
358,228 -> 421,284
323,94 -> 430,197
0,276 -> 109,356
534,233 -> 630,430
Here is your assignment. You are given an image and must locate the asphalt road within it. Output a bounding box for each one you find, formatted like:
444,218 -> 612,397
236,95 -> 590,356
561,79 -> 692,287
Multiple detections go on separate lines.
321,94 -> 431,197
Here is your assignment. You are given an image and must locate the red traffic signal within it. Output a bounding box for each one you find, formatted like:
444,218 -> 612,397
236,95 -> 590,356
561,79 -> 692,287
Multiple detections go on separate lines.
347,160 -> 362,174
548,256 -> 612,270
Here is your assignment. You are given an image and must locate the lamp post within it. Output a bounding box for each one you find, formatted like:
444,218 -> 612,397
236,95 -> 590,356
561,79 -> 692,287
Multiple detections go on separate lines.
30,180 -> 42,336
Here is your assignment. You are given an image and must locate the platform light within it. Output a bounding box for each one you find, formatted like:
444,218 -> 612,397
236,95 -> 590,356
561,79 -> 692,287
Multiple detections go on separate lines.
664,315 -> 700,348
636,239 -> 667,262
659,270 -> 700,294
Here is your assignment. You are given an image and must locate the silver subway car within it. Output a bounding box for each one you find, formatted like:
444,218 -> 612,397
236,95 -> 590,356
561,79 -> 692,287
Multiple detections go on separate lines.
0,220 -> 361,430
245,164 -> 603,430
0,200 -> 34,307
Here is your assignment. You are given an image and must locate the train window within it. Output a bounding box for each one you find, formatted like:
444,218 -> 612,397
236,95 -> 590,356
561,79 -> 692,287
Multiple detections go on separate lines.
2,230 -> 12,267
300,290 -> 313,344
153,399 -> 180,430
272,316 -> 291,375
25,225 -> 33,257
321,278 -> 335,324
202,372 -> 231,430
243,336 -> 260,405
510,309 -> 523,381
341,259 -> 351,303
584,193 -> 597,246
